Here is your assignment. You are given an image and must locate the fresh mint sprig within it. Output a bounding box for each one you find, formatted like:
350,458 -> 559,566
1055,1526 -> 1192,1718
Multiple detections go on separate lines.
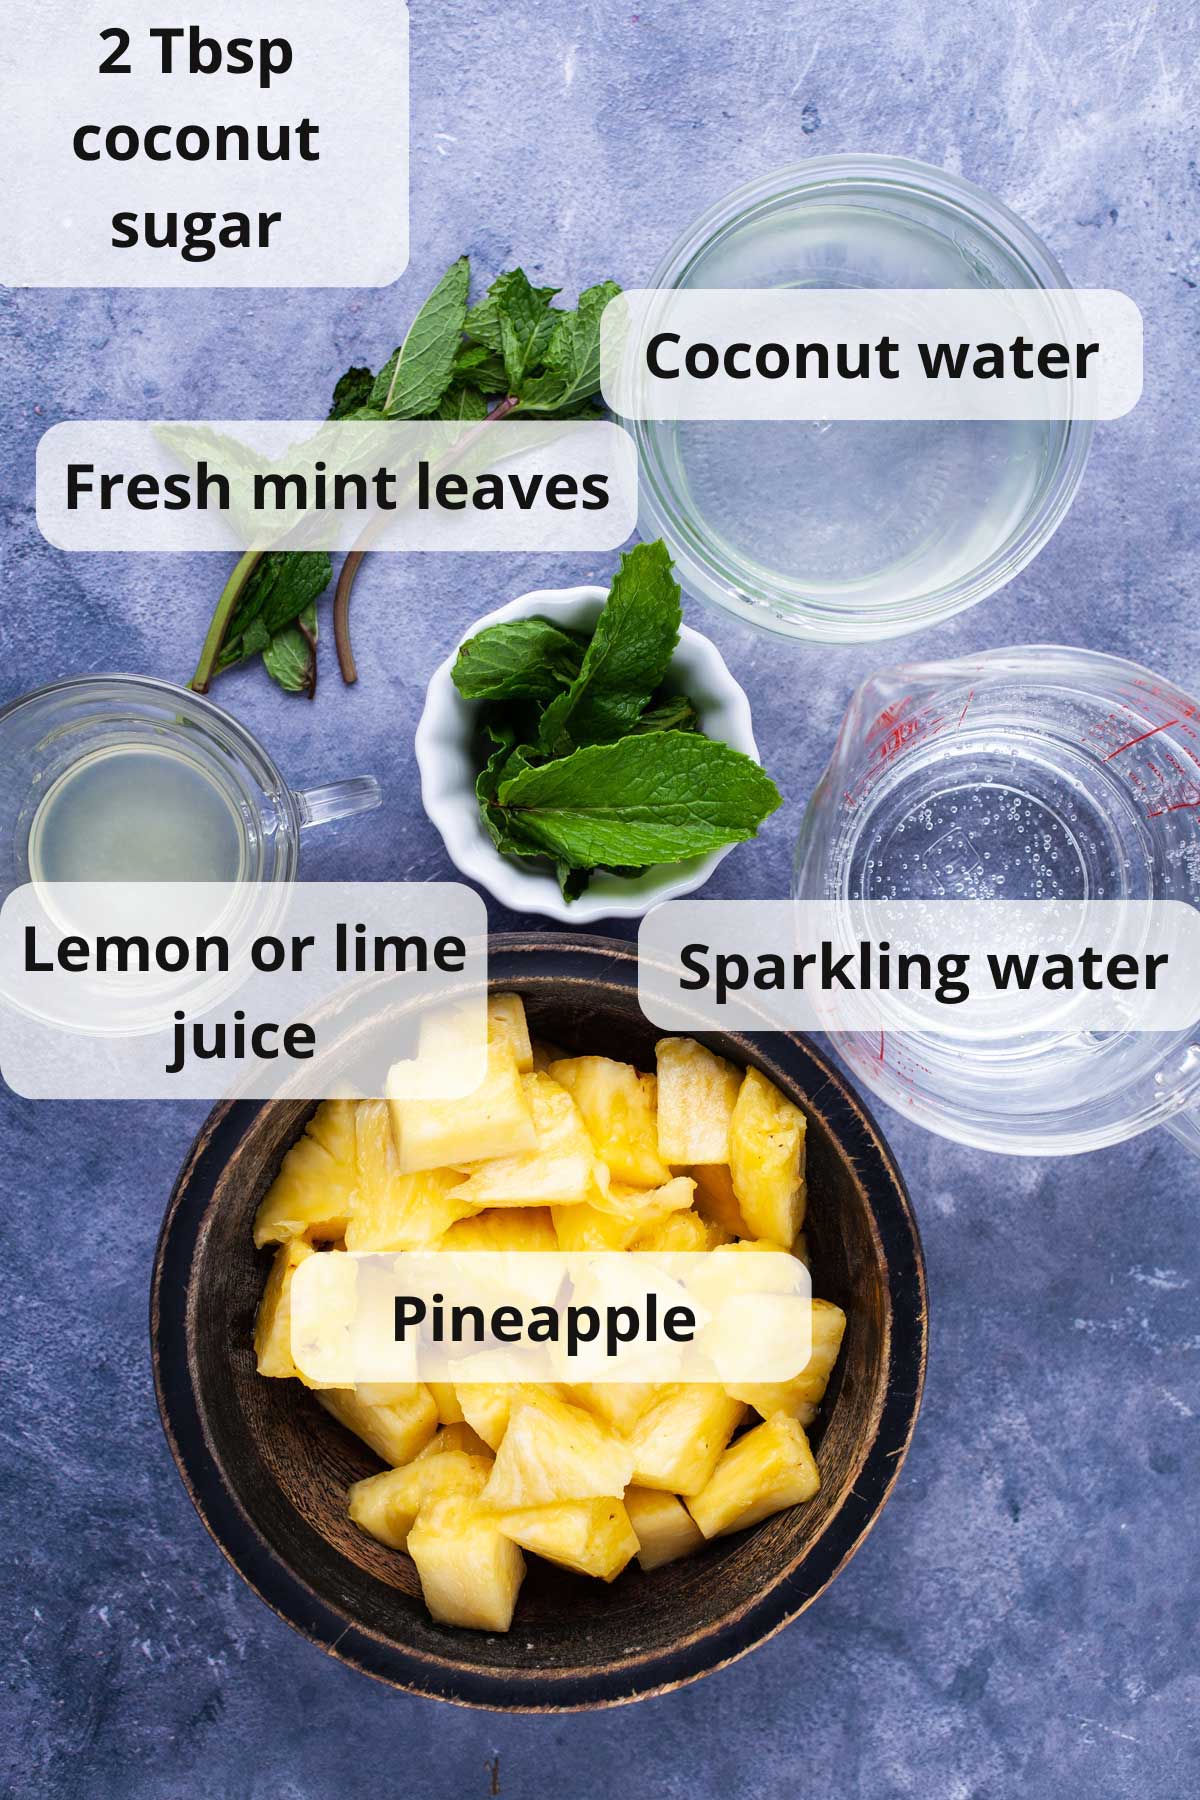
189,257 -> 621,697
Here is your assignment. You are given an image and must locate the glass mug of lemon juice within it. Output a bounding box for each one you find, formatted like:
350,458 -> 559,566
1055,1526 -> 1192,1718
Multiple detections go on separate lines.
0,675 -> 381,895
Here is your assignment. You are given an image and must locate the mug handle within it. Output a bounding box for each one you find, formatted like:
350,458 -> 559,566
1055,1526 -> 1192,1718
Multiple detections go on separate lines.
293,776 -> 382,830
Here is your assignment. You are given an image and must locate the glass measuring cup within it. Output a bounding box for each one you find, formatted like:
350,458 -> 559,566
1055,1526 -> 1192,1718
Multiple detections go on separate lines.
0,675 -> 382,899
793,646 -> 1200,1156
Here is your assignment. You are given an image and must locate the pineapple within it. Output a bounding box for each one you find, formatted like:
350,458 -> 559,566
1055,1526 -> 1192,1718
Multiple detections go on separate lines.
448,1071 -> 604,1208
414,1422 -> 491,1460
552,1203 -> 640,1252
428,1381 -> 466,1424
317,1383 -> 438,1466
252,1099 -> 358,1247
455,1382 -> 569,1450
389,1040 -> 535,1174
624,1486 -> 706,1572
592,1174 -> 695,1224
566,1383 -> 660,1436
487,992 -> 533,1072
689,1162 -> 751,1239
496,1498 -> 638,1582
631,1209 -> 712,1253
348,1448 -> 492,1551
725,1297 -> 847,1421
439,1207 -> 557,1253
655,1038 -> 742,1164
686,1411 -> 820,1538
530,1039 -> 569,1073
481,1392 -> 634,1510
407,1493 -> 526,1631
346,1100 -> 476,1250
728,1066 -> 807,1248
549,1056 -> 670,1187
253,1238 -> 315,1379
625,1386 -> 745,1495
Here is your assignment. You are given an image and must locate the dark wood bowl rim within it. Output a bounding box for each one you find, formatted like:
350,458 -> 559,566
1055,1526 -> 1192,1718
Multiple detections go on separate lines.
151,932 -> 928,1711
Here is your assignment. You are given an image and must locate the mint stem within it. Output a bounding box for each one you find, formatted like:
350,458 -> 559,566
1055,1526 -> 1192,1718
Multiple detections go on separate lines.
331,392 -> 523,686
190,548 -> 262,692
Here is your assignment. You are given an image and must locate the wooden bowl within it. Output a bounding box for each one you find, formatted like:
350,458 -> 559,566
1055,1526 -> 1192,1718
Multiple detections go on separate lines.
152,933 -> 926,1710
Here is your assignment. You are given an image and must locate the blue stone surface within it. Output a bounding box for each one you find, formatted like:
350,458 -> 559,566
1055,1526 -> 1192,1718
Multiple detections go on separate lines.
2,2 -> 1197,1794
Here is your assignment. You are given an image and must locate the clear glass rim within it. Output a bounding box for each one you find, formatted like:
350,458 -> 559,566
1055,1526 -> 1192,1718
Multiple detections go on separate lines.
633,154 -> 1096,643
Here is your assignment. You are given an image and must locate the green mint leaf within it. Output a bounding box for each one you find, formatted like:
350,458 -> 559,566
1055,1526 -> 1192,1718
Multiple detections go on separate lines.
262,600 -> 318,694
371,257 -> 471,419
464,269 -> 560,356
630,693 -> 699,734
475,729 -> 545,857
557,862 -> 591,901
329,367 -> 375,419
494,731 -> 782,868
454,343 -> 509,394
515,279 -> 622,413
437,382 -> 489,422
453,617 -> 586,703
499,306 -> 560,393
220,550 -> 333,661
538,540 -> 681,757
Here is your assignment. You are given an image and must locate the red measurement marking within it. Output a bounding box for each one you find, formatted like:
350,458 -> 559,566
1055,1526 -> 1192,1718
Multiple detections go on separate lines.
871,695 -> 914,734
957,688 -> 975,729
878,1031 -> 886,1063
1105,718 -> 1179,761
1148,796 -> 1200,817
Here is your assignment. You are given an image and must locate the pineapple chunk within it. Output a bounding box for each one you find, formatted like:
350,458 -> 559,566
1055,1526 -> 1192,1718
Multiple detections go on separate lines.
728,1066 -> 807,1248
448,1071 -> 603,1208
390,1040 -> 535,1174
414,1422 -> 491,1460
631,1209 -> 712,1253
686,1411 -> 820,1538
253,1238 -> 315,1379
439,1207 -> 557,1253
487,992 -> 533,1071
625,1385 -> 745,1495
428,1381 -> 466,1424
591,1174 -> 695,1223
549,1056 -> 670,1187
689,1163 -> 751,1239
552,1203 -> 639,1252
455,1382 -> 569,1451
496,1498 -> 638,1581
725,1297 -> 847,1421
567,1383 -> 661,1436
346,1100 -> 476,1250
655,1039 -> 742,1164
317,1384 -> 438,1466
625,1486 -> 706,1571
407,1493 -> 525,1632
253,1099 -> 358,1247
530,1039 -> 569,1073
482,1392 -> 634,1510
348,1449 -> 492,1550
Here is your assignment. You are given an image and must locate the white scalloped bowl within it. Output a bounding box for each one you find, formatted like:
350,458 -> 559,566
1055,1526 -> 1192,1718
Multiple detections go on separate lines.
416,584 -> 761,923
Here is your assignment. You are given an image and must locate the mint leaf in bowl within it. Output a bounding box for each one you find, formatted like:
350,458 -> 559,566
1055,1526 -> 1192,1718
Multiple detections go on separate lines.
445,541 -> 782,904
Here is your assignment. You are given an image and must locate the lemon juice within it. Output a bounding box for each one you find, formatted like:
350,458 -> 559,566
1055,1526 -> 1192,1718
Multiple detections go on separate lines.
28,743 -> 246,883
